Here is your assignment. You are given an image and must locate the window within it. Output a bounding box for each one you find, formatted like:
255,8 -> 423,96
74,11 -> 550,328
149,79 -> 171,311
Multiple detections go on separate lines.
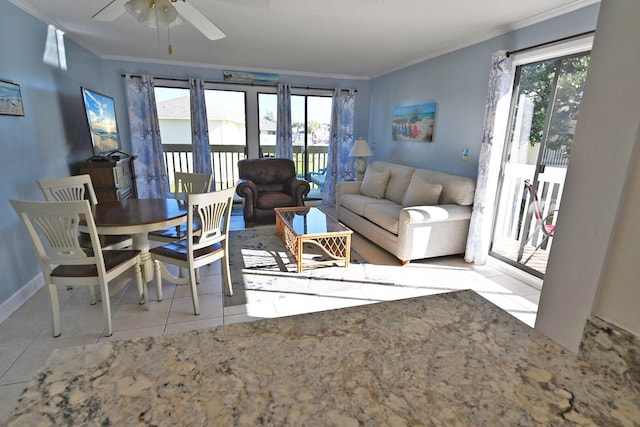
204,89 -> 246,190
154,82 -> 332,194
155,86 -> 191,187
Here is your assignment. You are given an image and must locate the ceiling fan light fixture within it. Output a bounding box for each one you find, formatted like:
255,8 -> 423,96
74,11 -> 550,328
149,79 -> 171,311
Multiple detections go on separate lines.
124,0 -> 183,28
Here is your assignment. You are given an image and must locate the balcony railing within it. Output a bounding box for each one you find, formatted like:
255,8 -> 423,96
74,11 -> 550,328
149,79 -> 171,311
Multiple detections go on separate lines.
162,144 -> 329,191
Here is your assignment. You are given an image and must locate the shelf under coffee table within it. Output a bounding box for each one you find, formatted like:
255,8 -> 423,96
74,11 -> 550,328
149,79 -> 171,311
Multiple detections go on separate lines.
274,206 -> 353,273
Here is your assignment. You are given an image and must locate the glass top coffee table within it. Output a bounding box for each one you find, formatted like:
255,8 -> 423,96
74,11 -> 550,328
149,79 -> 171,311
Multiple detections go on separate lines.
274,206 -> 353,273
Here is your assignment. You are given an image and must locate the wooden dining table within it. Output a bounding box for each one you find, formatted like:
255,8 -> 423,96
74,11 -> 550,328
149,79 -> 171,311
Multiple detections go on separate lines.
90,198 -> 188,281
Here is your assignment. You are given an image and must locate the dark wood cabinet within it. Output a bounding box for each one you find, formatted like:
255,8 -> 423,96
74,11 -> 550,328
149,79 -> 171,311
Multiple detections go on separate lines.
79,156 -> 137,203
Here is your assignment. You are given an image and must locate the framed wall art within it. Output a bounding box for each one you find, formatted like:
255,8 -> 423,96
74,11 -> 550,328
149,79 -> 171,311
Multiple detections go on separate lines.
223,70 -> 280,85
0,80 -> 24,116
392,102 -> 436,142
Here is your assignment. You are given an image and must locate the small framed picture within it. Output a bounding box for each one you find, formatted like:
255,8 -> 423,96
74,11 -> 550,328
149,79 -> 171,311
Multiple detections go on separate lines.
0,80 -> 25,116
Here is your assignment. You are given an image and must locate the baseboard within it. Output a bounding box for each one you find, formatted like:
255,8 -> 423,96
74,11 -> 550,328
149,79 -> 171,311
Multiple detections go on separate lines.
0,273 -> 44,324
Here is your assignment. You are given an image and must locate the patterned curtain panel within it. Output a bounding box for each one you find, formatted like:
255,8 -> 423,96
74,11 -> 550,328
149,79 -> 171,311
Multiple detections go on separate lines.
465,51 -> 515,264
323,88 -> 356,206
124,74 -> 170,198
190,78 -> 212,175
275,83 -> 293,159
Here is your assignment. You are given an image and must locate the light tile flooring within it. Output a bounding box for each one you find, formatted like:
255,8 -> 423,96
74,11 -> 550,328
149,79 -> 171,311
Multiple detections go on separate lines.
0,208 -> 541,420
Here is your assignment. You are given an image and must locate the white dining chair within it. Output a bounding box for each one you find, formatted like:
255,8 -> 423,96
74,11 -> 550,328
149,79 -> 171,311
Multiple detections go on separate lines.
148,172 -> 213,244
150,187 -> 235,314
38,174 -> 133,250
10,199 -> 145,337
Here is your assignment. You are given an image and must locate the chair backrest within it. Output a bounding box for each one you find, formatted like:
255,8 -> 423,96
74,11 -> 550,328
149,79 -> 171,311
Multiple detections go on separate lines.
174,172 -> 213,200
10,199 -> 106,274
524,179 -> 545,223
38,175 -> 98,205
186,187 -> 236,251
237,158 -> 296,185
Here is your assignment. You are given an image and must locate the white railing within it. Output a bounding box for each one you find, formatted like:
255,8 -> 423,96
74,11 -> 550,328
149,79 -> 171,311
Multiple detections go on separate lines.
494,163 -> 567,252
162,144 -> 329,191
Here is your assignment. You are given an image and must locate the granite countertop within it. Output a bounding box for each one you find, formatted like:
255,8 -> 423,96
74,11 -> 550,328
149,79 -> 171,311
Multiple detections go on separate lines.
4,290 -> 639,426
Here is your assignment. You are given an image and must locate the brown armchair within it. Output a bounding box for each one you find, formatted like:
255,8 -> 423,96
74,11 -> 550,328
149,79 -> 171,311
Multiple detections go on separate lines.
236,158 -> 310,227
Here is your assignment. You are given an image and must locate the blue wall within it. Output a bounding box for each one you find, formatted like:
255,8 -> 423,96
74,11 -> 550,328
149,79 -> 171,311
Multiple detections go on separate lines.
367,3 -> 600,179
0,0 -> 109,306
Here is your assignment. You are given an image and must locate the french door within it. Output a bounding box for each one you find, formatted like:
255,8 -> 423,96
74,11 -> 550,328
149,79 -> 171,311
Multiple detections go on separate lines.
257,92 -> 332,198
490,52 -> 590,277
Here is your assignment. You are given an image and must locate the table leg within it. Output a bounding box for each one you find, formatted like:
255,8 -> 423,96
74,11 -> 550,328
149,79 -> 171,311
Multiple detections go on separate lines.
297,238 -> 303,273
131,233 -> 154,281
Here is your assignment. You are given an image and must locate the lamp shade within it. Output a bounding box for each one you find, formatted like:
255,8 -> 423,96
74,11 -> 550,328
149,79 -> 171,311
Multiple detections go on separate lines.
349,138 -> 373,157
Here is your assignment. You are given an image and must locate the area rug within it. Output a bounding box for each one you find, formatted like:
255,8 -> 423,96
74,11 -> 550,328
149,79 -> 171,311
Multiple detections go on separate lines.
226,226 -> 390,306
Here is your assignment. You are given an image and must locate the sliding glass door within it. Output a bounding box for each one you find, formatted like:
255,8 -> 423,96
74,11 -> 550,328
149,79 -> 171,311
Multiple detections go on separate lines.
490,53 -> 590,277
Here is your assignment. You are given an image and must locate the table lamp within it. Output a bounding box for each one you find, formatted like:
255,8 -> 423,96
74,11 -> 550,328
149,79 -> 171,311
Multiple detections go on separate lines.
350,137 -> 373,180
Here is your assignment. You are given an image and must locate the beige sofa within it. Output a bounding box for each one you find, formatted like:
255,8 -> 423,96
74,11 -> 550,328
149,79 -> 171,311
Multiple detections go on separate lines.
337,161 -> 476,264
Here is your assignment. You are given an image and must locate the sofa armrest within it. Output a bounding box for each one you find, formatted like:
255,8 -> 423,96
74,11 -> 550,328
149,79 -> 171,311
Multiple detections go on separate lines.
337,180 -> 362,195
396,204 -> 473,261
336,180 -> 362,208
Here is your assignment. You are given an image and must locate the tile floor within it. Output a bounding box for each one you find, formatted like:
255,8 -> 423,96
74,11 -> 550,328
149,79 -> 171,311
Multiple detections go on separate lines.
0,208 -> 541,420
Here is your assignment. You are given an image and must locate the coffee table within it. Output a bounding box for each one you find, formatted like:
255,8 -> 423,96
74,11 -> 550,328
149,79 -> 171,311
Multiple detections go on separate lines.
274,206 -> 353,273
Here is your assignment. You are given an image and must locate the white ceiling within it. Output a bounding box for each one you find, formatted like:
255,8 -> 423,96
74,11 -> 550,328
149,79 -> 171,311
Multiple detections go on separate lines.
10,0 -> 598,79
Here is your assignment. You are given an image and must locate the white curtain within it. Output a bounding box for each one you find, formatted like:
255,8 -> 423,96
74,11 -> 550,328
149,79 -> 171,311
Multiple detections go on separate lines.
465,51 -> 515,264
275,83 -> 292,159
323,88 -> 356,206
190,78 -> 212,175
124,74 -> 170,198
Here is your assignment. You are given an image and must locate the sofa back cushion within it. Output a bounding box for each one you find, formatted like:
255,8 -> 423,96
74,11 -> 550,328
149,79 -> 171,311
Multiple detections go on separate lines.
413,169 -> 476,205
369,161 -> 415,204
402,174 -> 443,206
360,167 -> 390,199
370,161 -> 476,206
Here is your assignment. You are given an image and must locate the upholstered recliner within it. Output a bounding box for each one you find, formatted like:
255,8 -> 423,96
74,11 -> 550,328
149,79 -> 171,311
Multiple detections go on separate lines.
236,158 -> 310,226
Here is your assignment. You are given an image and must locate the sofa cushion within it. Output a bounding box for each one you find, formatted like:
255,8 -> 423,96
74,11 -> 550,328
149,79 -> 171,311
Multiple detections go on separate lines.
384,168 -> 414,205
402,174 -> 443,206
413,169 -> 476,206
340,194 -> 396,216
362,203 -> 403,235
360,168 -> 390,199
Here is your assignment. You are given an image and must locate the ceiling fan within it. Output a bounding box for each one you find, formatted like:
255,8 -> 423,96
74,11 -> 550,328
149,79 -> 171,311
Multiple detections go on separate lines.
92,0 -> 226,42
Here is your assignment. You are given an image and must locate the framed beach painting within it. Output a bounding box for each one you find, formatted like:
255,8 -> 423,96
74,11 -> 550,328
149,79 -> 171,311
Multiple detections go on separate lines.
223,70 -> 279,85
392,102 -> 436,142
0,80 -> 24,116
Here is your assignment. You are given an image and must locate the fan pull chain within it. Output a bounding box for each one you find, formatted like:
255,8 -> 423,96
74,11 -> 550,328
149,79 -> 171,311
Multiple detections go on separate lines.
167,25 -> 174,55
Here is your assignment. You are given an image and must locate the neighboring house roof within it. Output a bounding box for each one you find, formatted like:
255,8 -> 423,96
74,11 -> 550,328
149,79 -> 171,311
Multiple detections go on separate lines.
156,96 -> 245,124
260,117 -> 276,132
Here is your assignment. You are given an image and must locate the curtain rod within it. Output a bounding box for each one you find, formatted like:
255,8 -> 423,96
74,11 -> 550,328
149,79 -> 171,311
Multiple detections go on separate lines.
506,30 -> 595,57
120,74 -> 356,92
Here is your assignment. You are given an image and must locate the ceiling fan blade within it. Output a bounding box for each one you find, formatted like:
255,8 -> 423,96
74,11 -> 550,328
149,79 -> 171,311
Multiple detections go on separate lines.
214,0 -> 270,10
173,2 -> 226,40
92,0 -> 128,21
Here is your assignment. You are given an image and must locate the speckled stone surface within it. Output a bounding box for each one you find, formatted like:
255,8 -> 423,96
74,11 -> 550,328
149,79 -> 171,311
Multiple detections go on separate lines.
579,316 -> 640,394
4,291 -> 640,426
